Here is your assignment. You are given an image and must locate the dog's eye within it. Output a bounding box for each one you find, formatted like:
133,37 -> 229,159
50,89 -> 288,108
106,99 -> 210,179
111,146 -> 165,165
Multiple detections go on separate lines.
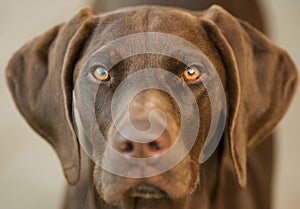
182,66 -> 201,82
92,66 -> 110,81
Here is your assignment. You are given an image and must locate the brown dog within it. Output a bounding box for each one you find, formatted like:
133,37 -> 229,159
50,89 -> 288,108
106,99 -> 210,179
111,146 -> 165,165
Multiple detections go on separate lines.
6,5 -> 298,209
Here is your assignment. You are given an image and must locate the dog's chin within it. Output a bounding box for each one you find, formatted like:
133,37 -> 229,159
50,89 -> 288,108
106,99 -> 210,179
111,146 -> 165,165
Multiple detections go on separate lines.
121,197 -> 174,209
120,184 -> 172,209
96,179 -> 196,209
126,183 -> 168,199
120,184 -> 169,209
94,155 -> 200,207
98,179 -> 193,207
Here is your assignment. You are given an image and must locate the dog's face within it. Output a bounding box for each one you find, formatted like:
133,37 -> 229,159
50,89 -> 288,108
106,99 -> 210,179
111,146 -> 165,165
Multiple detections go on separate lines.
6,5 -> 298,209
71,7 -> 227,206
74,8 -> 230,204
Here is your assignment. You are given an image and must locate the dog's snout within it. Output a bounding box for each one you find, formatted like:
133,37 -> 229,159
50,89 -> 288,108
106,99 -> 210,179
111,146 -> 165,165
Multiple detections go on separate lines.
108,89 -> 179,159
113,122 -> 171,158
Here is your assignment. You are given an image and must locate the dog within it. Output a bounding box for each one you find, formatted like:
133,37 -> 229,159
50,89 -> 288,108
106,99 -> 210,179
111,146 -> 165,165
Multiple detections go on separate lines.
6,4 -> 298,209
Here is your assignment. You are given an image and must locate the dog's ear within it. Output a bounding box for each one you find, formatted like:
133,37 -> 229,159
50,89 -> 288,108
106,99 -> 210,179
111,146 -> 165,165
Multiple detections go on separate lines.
201,5 -> 298,187
6,8 -> 97,185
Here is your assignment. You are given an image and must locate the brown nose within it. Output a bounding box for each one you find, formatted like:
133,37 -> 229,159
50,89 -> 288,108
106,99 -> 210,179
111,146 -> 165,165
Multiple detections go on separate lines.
113,122 -> 171,158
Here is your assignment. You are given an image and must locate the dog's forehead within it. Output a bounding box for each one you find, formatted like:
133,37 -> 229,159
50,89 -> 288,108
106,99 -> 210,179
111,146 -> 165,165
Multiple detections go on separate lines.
89,6 -> 207,49
74,6 -> 226,84
99,6 -> 198,26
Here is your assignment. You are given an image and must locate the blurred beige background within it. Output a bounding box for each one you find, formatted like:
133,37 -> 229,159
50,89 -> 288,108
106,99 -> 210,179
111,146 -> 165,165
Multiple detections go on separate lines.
0,0 -> 299,209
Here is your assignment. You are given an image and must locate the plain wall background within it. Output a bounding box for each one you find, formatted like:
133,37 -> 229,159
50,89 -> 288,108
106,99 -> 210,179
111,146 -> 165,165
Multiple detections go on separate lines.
0,0 -> 299,208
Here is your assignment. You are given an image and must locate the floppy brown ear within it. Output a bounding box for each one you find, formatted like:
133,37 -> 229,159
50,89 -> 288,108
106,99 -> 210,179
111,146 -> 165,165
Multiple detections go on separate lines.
201,5 -> 299,187
6,8 -> 97,185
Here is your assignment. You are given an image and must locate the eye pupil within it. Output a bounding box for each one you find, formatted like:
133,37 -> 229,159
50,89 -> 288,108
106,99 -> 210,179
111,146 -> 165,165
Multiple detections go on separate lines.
187,68 -> 195,75
97,68 -> 106,76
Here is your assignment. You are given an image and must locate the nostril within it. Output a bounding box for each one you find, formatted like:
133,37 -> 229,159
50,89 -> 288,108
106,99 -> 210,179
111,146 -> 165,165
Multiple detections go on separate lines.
149,141 -> 160,151
113,128 -> 171,158
119,141 -> 134,153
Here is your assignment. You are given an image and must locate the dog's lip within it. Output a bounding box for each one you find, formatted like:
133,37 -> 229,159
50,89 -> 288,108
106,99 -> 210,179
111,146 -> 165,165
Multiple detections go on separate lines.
125,183 -> 168,199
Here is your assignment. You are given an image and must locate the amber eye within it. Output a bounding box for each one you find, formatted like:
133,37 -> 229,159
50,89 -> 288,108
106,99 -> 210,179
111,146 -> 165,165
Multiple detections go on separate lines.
92,66 -> 110,81
182,66 -> 201,81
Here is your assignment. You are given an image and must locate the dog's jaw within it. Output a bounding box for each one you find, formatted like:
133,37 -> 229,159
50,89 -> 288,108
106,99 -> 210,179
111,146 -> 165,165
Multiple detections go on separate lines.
93,155 -> 200,208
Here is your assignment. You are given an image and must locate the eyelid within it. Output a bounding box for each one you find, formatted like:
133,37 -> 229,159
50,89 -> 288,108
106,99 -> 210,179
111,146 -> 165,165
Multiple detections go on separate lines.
89,64 -> 108,72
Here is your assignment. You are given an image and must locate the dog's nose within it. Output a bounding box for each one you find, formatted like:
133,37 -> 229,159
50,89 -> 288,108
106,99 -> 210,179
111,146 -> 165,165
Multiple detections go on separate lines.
113,122 -> 171,158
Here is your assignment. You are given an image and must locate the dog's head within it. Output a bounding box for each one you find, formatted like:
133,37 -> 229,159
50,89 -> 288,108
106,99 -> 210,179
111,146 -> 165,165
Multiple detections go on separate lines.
6,5 -> 298,208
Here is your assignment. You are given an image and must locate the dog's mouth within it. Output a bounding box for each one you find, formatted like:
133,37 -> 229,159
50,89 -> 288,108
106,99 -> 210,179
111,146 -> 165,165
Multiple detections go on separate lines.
121,184 -> 172,209
125,183 -> 168,199
94,152 -> 197,207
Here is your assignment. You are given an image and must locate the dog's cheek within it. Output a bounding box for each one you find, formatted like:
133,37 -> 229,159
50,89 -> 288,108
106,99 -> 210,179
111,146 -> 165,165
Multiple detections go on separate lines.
93,166 -> 135,205
189,155 -> 201,192
176,155 -> 200,197
156,155 -> 200,199
93,166 -> 119,205
93,166 -> 104,201
92,166 -> 119,205
174,155 -> 200,197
